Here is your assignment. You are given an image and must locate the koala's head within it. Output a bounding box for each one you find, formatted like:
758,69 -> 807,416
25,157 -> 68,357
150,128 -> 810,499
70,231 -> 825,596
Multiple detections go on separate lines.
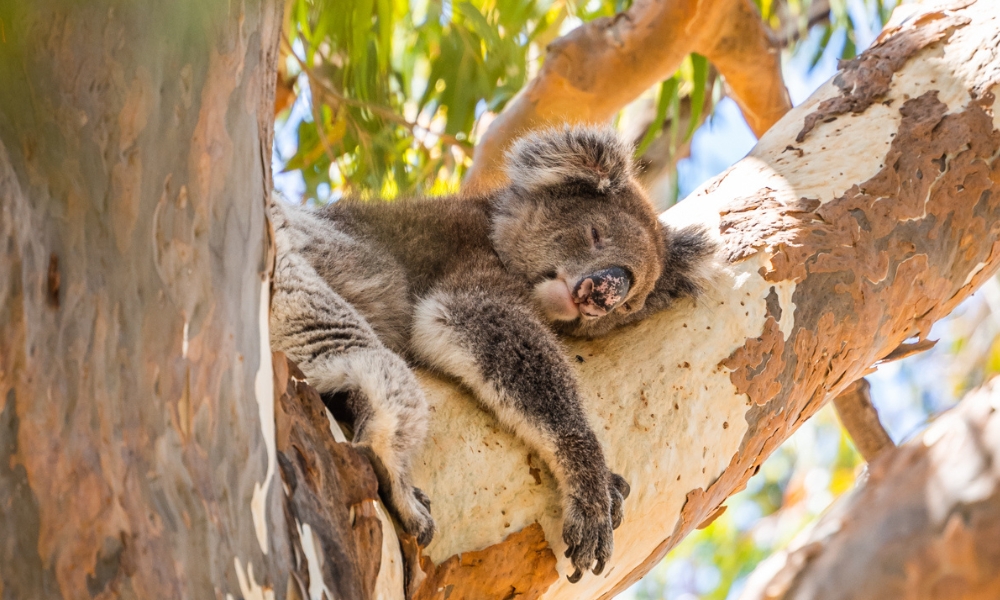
490,126 -> 665,337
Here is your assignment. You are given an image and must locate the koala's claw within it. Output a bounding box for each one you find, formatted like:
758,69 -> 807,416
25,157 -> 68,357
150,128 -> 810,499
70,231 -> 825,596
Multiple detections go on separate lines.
611,472 -> 632,499
394,485 -> 435,546
562,497 -> 616,582
356,444 -> 436,546
562,472 -> 630,582
414,486 -> 432,511
411,504 -> 436,547
594,557 -> 606,576
610,472 -> 630,530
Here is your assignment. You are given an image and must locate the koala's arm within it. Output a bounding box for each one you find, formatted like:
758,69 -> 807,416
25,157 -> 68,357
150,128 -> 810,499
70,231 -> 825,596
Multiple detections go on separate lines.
410,283 -> 630,582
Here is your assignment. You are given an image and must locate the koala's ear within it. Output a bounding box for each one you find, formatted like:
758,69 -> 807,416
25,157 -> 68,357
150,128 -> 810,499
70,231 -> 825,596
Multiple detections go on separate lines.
653,223 -> 718,303
503,126 -> 636,195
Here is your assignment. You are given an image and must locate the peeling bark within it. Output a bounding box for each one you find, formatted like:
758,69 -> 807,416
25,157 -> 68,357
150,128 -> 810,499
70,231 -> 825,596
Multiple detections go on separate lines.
408,524 -> 558,600
273,354 -> 390,600
739,378 -> 1000,600
389,3 -> 1000,598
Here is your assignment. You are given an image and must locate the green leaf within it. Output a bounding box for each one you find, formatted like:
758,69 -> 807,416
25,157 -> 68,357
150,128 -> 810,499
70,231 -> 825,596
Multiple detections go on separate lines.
685,52 -> 708,141
635,77 -> 677,157
841,29 -> 856,60
809,25 -> 834,70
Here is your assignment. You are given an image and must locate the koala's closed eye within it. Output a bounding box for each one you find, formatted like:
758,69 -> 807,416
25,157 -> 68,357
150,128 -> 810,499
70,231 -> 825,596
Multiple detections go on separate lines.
589,226 -> 603,249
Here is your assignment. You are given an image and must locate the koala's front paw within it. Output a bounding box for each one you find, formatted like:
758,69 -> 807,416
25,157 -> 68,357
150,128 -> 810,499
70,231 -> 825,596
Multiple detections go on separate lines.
562,472 -> 631,582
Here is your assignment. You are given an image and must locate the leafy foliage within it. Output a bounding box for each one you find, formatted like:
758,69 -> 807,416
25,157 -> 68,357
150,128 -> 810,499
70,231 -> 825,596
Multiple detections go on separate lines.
277,0 -> 900,203
279,0 -> 568,199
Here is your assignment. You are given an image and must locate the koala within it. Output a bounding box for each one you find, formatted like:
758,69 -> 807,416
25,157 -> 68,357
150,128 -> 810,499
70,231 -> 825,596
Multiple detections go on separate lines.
268,127 -> 715,582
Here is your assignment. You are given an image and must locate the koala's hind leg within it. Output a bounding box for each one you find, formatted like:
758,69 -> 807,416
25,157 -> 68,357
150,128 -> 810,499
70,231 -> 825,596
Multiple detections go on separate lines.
271,253 -> 434,545
411,288 -> 630,582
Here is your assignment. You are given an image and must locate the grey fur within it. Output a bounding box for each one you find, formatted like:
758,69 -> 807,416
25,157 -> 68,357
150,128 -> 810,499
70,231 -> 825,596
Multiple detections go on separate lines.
269,126 -> 716,580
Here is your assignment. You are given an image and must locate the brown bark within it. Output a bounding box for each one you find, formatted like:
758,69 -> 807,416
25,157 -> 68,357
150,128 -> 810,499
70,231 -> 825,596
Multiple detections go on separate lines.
832,378 -> 895,462
739,378 -> 1000,600
463,0 -> 791,193
273,355 -> 386,600
0,1 -> 376,598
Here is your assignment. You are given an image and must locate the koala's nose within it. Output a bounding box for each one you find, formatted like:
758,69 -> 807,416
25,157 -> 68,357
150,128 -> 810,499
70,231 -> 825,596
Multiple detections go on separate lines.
574,267 -> 631,316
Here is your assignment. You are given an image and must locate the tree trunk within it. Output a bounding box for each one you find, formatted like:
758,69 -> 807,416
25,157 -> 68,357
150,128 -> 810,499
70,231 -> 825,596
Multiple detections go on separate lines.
5,1 -> 1000,599
396,2 -> 1000,598
0,1 -> 314,597
738,378 -> 1000,600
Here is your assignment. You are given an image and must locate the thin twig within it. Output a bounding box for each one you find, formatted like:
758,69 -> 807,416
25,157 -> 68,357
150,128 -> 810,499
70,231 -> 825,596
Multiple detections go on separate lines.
833,378 -> 895,462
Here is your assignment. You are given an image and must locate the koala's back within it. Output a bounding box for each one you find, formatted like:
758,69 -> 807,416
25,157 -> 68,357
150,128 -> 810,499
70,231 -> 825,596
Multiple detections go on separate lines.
270,195 -> 505,353
271,201 -> 414,352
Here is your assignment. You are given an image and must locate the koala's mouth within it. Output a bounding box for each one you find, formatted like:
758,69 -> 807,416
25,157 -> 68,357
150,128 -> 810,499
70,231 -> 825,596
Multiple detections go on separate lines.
534,277 -> 582,322
534,268 -> 631,322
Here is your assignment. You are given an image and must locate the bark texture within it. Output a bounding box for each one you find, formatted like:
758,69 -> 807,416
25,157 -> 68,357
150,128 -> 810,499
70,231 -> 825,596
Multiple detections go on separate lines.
0,1 -> 354,598
739,378 -> 1000,600
463,0 -> 791,193
832,378 -> 895,462
273,354 -> 402,600
391,2 -> 1000,598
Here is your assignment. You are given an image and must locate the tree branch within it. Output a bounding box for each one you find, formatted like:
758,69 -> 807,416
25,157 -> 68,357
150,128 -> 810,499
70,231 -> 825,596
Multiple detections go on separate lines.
696,0 -> 791,138
832,378 -> 895,463
463,0 -> 791,193
739,377 -> 1000,600
0,0 -> 295,595
392,3 -> 1000,598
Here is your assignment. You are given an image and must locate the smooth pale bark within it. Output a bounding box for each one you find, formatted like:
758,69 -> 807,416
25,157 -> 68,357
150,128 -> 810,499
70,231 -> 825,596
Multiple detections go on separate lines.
0,2 -> 387,598
739,378 -> 1000,600
388,2 -> 1000,598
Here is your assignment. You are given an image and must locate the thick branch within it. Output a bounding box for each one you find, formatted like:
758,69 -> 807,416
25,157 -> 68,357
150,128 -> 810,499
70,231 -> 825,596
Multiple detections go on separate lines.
696,0 -> 790,137
739,378 -> 1000,600
391,3 -> 1000,598
463,0 -> 791,193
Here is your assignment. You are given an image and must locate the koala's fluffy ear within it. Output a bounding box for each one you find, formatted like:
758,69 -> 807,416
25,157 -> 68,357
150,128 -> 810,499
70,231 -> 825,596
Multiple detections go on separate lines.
504,126 -> 636,195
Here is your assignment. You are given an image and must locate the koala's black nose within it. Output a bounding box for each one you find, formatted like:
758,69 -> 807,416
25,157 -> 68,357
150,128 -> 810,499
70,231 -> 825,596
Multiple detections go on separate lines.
574,267 -> 631,315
